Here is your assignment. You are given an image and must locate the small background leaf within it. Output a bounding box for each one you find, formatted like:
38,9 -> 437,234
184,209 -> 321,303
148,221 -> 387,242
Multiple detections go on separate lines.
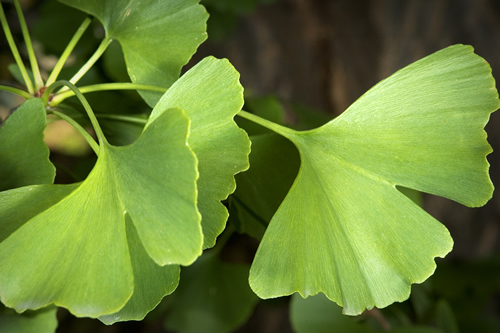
0,304 -> 58,333
0,98 -> 55,191
163,242 -> 259,333
229,133 -> 299,239
290,293 -> 372,333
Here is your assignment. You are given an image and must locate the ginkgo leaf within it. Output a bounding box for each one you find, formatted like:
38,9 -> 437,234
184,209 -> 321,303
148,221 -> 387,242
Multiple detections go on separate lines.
98,215 -> 179,324
148,56 -> 251,249
0,108 -> 201,317
59,0 -> 208,106
0,98 -> 55,191
248,45 -> 499,315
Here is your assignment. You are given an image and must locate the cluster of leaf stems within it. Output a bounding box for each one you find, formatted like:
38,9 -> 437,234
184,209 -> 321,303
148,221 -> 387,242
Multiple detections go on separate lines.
0,0 -> 297,157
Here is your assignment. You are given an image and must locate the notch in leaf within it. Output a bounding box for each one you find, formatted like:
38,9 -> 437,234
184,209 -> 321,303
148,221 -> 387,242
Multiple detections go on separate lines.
244,44 -> 500,315
0,96 -> 201,317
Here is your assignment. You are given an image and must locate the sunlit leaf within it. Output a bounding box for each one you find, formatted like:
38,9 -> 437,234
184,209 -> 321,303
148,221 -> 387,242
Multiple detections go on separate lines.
59,0 -> 208,106
164,247 -> 259,333
0,98 -> 55,191
0,304 -> 58,333
98,215 -> 179,324
148,56 -> 251,249
249,45 -> 499,314
0,108 -> 200,318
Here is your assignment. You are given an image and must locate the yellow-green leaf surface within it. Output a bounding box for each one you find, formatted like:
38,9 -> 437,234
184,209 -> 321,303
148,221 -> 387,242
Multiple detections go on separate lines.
148,56 -> 251,249
249,45 -> 499,315
59,0 -> 208,106
0,98 -> 55,191
98,215 -> 179,324
0,108 -> 200,318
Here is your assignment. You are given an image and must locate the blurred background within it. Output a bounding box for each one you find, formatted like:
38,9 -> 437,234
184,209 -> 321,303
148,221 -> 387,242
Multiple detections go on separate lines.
1,0 -> 499,332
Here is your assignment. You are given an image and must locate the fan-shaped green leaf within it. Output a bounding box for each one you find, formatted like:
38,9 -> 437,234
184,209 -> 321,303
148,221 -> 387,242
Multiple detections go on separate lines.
59,0 -> 208,106
0,108 -> 200,317
0,98 -> 55,191
249,45 -> 499,314
148,56 -> 251,249
98,215 -> 179,324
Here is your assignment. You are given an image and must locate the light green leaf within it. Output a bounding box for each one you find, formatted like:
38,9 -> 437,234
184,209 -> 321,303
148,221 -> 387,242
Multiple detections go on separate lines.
0,108 -> 201,317
164,247 -> 259,333
98,215 -> 179,324
0,98 -> 55,191
0,304 -> 58,333
249,45 -> 499,314
59,0 -> 208,106
290,293 -> 372,333
148,56 -> 251,249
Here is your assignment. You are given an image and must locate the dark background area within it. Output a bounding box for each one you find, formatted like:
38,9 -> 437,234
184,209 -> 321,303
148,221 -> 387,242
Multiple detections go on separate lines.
1,0 -> 500,332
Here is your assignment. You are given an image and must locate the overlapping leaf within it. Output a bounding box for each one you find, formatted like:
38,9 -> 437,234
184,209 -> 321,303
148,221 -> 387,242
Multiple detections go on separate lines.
98,215 -> 180,324
0,108 -> 201,318
249,45 -> 499,314
148,56 -> 251,249
0,98 -> 54,190
59,0 -> 208,106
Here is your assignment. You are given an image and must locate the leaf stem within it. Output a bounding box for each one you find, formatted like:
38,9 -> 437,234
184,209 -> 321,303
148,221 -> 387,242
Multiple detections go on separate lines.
66,38 -> 112,88
237,110 -> 297,138
0,85 -> 31,99
43,80 -> 108,147
45,16 -> 92,86
95,113 -> 147,125
50,83 -> 167,106
0,2 -> 34,93
47,109 -> 100,155
13,0 -> 43,91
